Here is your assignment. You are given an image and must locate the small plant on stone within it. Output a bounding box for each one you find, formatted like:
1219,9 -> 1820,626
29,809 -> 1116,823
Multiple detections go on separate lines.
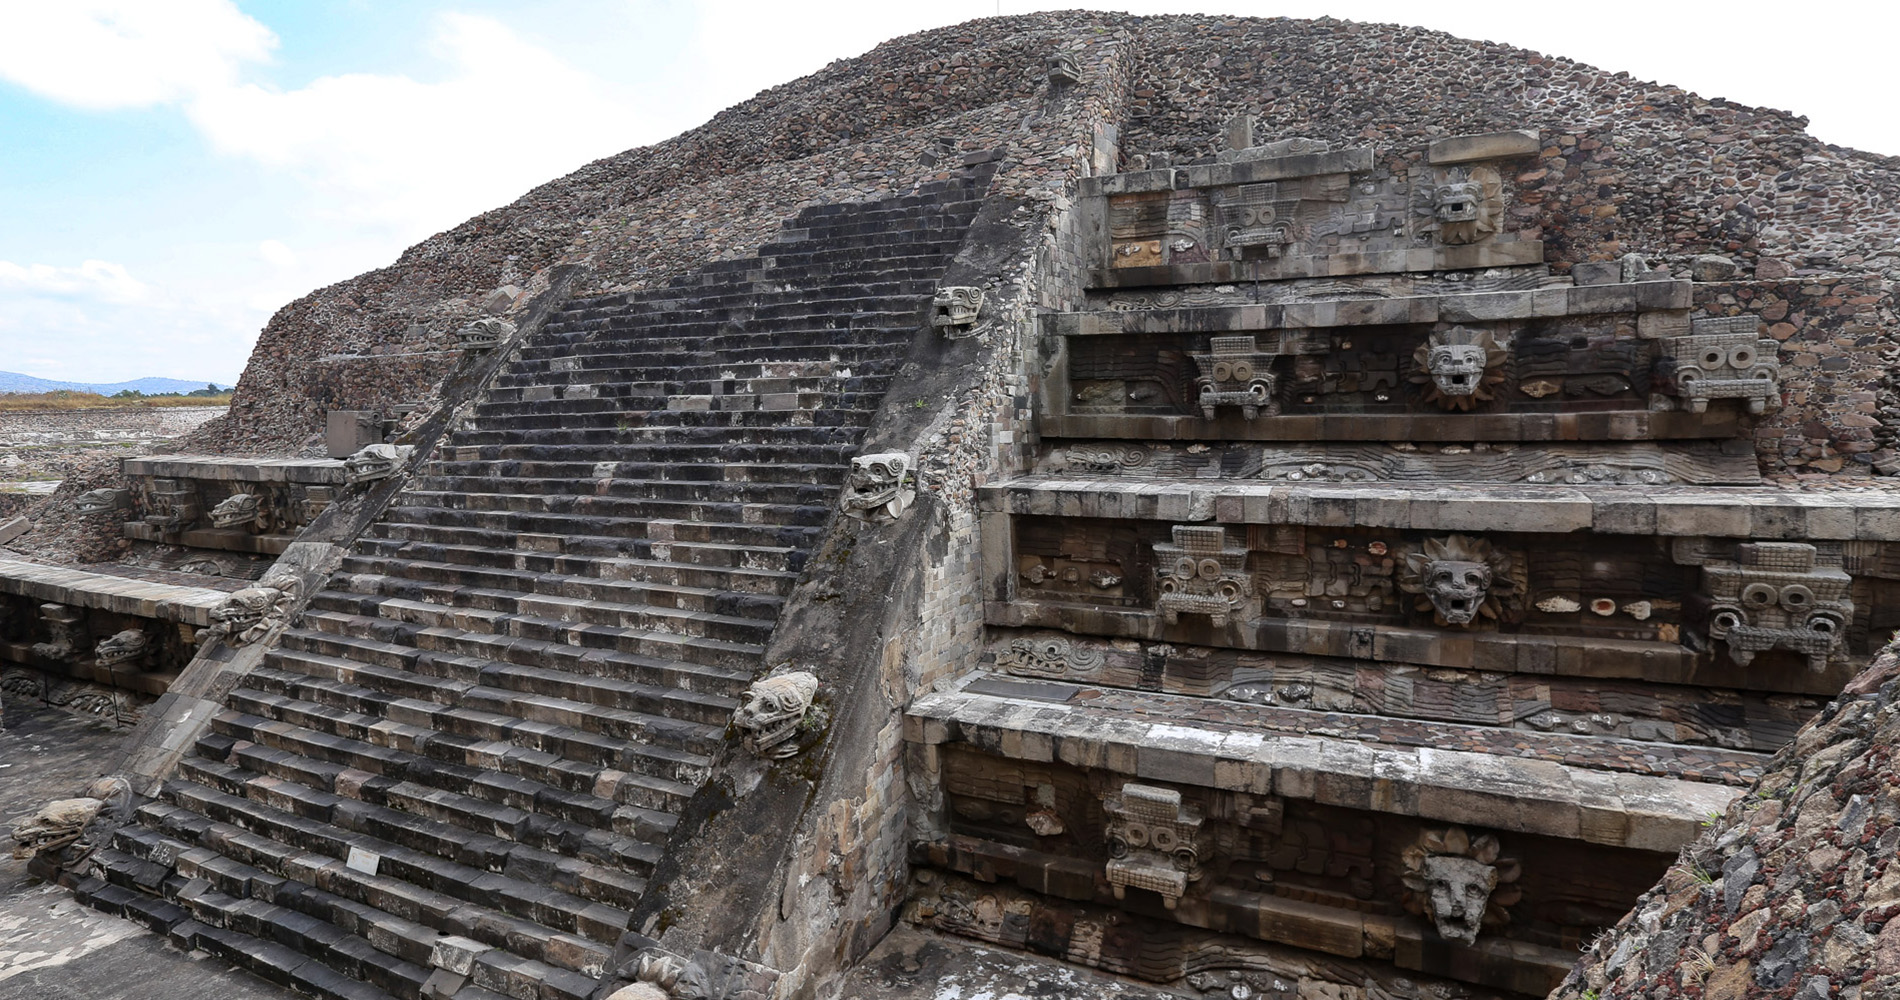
1581,989 -> 1601,1000
1685,947 -> 1716,981
1690,864 -> 1716,885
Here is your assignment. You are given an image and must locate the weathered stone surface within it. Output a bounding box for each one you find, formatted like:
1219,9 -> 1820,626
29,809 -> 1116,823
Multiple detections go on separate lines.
1427,129 -> 1541,164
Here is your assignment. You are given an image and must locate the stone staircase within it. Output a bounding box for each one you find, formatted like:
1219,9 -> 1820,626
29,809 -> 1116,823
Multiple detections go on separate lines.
75,168 -> 996,1000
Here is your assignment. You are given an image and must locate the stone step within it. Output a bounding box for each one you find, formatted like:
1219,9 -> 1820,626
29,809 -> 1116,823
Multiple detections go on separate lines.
407,475 -> 836,507
281,618 -> 751,697
299,606 -> 764,673
396,488 -> 832,529
309,582 -> 777,648
419,458 -> 848,486
332,561 -> 786,624
195,717 -> 678,854
458,405 -> 878,432
363,521 -> 809,576
85,844 -> 420,999
221,679 -> 711,794
347,539 -> 800,597
268,642 -> 737,734
536,278 -> 937,321
132,783 -> 619,993
450,423 -> 872,449
374,503 -> 824,550
217,671 -> 701,817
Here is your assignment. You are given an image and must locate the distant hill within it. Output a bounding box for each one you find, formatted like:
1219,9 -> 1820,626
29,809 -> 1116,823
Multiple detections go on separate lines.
0,371 -> 232,395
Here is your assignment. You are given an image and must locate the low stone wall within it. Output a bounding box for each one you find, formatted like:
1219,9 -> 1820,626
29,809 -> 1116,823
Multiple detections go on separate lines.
0,407 -> 226,446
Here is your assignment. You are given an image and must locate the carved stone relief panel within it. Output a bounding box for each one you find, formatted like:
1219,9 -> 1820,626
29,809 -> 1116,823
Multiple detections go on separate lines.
1396,535 -> 1525,628
1033,441 -> 1761,487
1064,316 -> 1662,421
1686,541 -> 1853,671
1154,526 -> 1255,627
1400,827 -> 1521,945
840,452 -> 917,522
1658,316 -> 1781,414
1189,336 -> 1280,420
140,479 -> 200,533
1103,782 -> 1204,909
1410,166 -> 1503,246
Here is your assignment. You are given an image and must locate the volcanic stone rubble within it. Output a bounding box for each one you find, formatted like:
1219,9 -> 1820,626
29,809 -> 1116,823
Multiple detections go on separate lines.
6,11 -> 1900,1000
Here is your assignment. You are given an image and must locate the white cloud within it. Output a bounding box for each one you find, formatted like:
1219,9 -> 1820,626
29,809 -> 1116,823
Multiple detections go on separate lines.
183,12 -> 647,236
0,0 -> 275,109
0,259 -> 149,304
257,239 -> 298,271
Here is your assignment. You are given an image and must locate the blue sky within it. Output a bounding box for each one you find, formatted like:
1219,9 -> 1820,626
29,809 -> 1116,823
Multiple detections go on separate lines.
2,1 -> 1894,386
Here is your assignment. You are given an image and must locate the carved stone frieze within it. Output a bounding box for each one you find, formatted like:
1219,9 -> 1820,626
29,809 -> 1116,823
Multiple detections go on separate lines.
74,488 -> 131,517
1189,336 -> 1280,420
344,443 -> 412,485
30,603 -> 83,663
142,480 -> 200,532
1662,316 -> 1780,414
840,452 -> 916,522
456,316 -> 515,350
1410,326 -> 1507,411
10,775 -> 133,863
201,572 -> 300,648
1155,525 -> 1254,626
930,286 -> 988,338
1103,782 -> 1203,909
993,635 -> 1105,678
612,944 -> 778,1000
94,629 -> 151,667
1400,826 -> 1521,945
733,670 -> 820,758
1396,535 -> 1523,628
1414,165 -> 1503,245
1697,541 -> 1851,671
208,492 -> 260,529
1045,50 -> 1080,87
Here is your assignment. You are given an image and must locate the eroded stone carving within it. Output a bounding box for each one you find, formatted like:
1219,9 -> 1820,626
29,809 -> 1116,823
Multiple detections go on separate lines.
208,492 -> 260,529
202,572 -> 300,648
345,443 -> 413,485
142,481 -> 200,532
30,604 -> 83,663
1700,542 -> 1852,671
457,316 -> 515,350
994,635 -> 1105,678
1410,326 -> 1506,411
94,629 -> 151,667
1416,166 -> 1502,245
10,775 -> 133,862
1189,336 -> 1280,420
74,488 -> 131,516
1212,182 -> 1297,254
615,946 -> 777,1000
840,452 -> 915,522
1397,535 -> 1521,627
733,670 -> 820,759
931,286 -> 987,338
1155,525 -> 1254,627
1400,826 -> 1521,945
1664,317 -> 1780,414
1104,782 -> 1203,909
1046,51 -> 1080,87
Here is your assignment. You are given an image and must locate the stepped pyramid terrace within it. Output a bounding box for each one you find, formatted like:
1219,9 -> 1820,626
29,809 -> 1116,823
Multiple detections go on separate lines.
5,12 -> 1900,1000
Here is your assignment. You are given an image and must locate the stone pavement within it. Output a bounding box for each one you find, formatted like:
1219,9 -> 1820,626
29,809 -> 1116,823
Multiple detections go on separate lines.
0,705 -> 292,999
837,925 -> 1190,999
